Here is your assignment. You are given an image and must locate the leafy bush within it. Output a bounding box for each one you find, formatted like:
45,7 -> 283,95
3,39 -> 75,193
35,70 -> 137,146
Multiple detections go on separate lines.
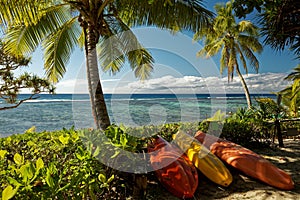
198,108 -> 275,148
0,128 -> 127,200
157,122 -> 199,142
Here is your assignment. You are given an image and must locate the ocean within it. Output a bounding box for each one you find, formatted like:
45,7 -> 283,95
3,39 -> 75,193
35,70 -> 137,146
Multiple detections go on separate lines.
0,93 -> 276,137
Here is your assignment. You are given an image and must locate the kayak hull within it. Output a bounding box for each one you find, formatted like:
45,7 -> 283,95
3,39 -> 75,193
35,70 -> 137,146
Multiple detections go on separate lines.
173,131 -> 232,187
148,136 -> 198,198
195,131 -> 295,190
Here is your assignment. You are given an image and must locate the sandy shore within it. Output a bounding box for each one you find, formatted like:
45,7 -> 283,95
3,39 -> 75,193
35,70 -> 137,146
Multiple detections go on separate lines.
147,139 -> 300,200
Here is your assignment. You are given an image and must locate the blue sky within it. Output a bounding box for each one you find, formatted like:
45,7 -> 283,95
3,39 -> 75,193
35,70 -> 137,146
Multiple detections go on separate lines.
17,0 -> 299,94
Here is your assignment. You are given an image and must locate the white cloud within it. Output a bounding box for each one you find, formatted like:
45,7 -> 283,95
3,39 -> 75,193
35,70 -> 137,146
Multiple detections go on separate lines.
110,72 -> 291,94
54,72 -> 291,94
56,79 -> 87,93
102,79 -> 121,83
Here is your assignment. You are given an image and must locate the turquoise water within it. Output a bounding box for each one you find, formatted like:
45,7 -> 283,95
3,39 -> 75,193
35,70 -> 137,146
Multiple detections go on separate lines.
0,93 -> 275,137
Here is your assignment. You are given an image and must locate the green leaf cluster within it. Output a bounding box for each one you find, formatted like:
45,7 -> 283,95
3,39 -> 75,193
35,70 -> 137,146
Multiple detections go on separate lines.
0,128 -> 126,199
0,40 -> 55,111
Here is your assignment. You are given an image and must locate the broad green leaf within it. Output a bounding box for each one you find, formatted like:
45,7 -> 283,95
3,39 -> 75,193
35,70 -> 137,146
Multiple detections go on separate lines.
46,169 -> 55,188
75,146 -> 87,160
47,162 -> 57,174
19,163 -> 35,183
27,141 -> 35,147
98,174 -> 106,183
7,177 -> 21,187
71,132 -> 79,142
36,158 -> 44,170
6,137 -> 12,144
58,135 -> 69,145
46,175 -> 54,188
2,185 -> 18,200
75,153 -> 86,161
13,153 -> 24,165
0,150 -> 8,159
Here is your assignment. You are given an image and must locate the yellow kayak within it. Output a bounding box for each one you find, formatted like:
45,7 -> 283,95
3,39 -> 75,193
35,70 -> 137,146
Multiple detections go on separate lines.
173,131 -> 232,187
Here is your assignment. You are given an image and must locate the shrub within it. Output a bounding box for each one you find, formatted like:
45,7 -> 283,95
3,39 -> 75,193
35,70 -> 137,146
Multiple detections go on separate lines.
199,119 -> 265,148
0,128 -> 127,200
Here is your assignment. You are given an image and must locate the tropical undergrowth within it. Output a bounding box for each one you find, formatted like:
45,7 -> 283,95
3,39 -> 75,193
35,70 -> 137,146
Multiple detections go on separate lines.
0,115 -> 279,199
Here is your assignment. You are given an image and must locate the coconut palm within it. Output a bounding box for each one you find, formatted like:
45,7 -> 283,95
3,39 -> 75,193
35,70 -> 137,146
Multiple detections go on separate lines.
0,0 -> 213,130
279,64 -> 300,116
194,0 -> 263,109
233,0 -> 300,58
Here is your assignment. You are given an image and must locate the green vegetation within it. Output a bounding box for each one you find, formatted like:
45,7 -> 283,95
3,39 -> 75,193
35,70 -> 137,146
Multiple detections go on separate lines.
233,0 -> 300,57
279,64 -> 300,116
1,105 -> 299,199
0,127 -> 141,199
0,0 -> 299,198
0,40 -> 54,110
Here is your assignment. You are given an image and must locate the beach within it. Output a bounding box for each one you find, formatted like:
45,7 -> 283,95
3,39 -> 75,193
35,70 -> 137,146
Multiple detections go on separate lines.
147,139 -> 300,199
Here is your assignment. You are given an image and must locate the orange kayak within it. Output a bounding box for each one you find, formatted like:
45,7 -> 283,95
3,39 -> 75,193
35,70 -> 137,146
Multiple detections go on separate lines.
148,136 -> 198,198
195,131 -> 294,190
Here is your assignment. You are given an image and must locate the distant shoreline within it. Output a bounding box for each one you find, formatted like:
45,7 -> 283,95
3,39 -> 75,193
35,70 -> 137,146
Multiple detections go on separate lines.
18,93 -> 277,95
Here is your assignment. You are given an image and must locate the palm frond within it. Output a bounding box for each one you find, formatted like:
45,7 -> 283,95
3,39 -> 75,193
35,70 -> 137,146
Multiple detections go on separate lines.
206,40 -> 224,57
116,0 -> 213,32
196,48 -> 208,58
236,44 -> 248,73
238,34 -> 263,53
193,20 -> 215,41
98,36 -> 126,75
97,16 -> 133,75
99,14 -> 155,80
238,44 -> 259,73
285,64 -> 300,81
220,47 -> 228,74
3,5 -> 72,56
127,48 -> 154,80
238,20 -> 259,36
0,0 -> 52,27
228,46 -> 237,80
42,17 -> 80,82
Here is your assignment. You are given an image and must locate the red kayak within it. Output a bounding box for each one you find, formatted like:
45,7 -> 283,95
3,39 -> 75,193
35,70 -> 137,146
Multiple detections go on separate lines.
195,131 -> 294,190
148,136 -> 198,198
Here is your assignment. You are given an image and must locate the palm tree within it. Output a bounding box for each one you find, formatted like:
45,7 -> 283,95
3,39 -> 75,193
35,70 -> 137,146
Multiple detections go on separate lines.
194,0 -> 263,109
280,64 -> 300,116
232,0 -> 300,58
0,0 -> 213,130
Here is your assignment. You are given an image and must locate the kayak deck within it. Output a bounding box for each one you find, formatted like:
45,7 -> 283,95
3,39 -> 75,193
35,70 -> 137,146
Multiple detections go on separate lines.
173,131 -> 232,187
148,136 -> 199,198
195,131 -> 295,190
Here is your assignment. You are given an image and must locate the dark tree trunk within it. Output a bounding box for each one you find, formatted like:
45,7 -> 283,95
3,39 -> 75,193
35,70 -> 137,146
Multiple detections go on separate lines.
85,25 -> 111,130
276,94 -> 284,147
236,66 -> 252,109
275,119 -> 284,147
132,174 -> 147,200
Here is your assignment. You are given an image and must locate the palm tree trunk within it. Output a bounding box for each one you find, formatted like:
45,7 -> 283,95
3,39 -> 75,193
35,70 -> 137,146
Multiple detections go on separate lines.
83,27 -> 99,129
236,66 -> 252,109
85,25 -> 111,130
